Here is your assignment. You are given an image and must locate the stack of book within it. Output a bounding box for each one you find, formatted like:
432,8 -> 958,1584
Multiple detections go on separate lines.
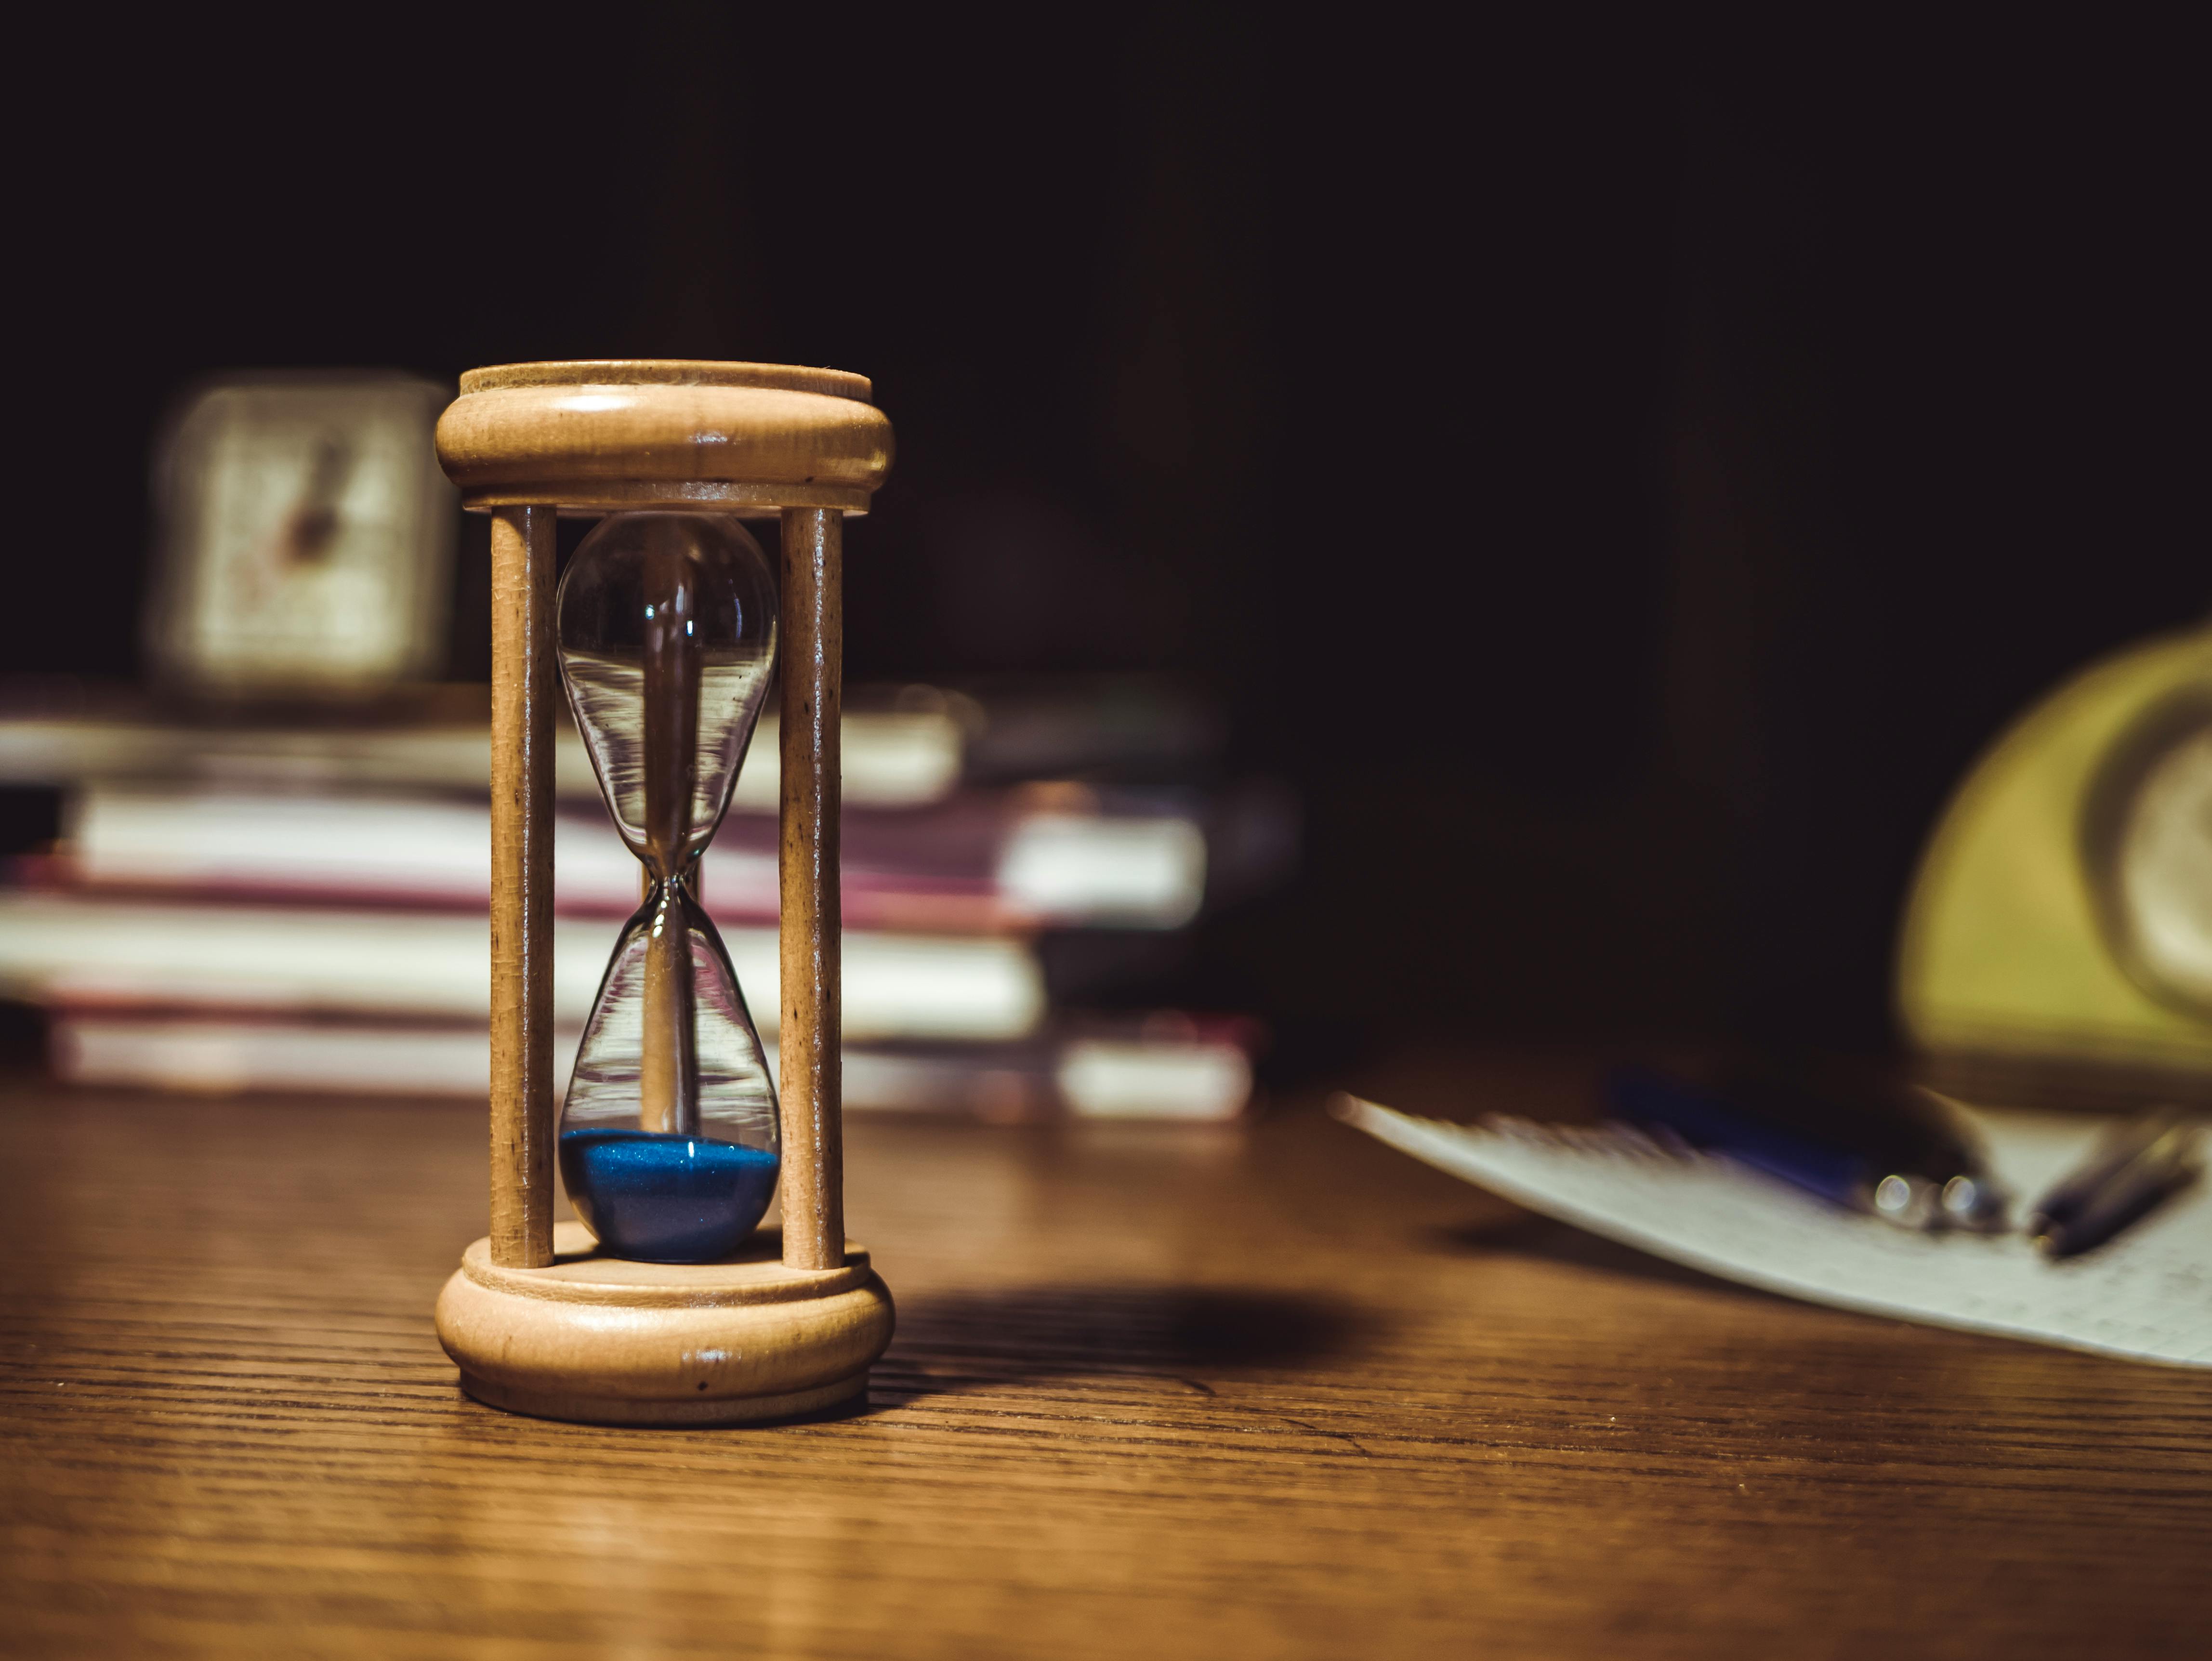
0,681 -> 1279,1121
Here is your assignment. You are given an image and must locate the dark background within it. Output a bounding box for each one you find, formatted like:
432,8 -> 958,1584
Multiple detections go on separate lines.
11,9 -> 2203,1064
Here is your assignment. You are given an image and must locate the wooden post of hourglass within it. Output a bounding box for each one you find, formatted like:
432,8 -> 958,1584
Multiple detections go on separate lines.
487,503 -> 557,1270
778,506 -> 843,1272
432,361 -> 895,1425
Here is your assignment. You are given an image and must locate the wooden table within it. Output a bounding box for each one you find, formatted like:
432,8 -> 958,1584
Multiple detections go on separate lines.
3,1055 -> 2207,1658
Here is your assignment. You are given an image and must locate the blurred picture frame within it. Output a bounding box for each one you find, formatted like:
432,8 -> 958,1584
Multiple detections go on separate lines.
144,373 -> 457,700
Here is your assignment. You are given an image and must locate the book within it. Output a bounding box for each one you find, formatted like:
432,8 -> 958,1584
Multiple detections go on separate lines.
51,1010 -> 1255,1121
0,672 -> 1245,804
40,782 -> 1209,932
0,704 -> 962,809
0,893 -> 1043,1041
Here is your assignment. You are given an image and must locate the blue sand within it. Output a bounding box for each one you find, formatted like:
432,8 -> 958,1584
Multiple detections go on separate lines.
559,1129 -> 780,1263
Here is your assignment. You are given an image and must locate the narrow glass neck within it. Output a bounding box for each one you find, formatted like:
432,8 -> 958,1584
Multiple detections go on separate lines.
638,877 -> 699,1136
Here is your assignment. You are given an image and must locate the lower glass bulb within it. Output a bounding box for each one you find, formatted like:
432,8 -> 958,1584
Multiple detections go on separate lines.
559,875 -> 779,1261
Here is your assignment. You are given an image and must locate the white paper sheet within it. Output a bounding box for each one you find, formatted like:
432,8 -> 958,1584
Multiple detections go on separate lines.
1340,1096 -> 2212,1368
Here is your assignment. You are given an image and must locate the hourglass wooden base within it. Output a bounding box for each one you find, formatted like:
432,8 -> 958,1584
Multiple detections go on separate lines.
435,1223 -> 895,1426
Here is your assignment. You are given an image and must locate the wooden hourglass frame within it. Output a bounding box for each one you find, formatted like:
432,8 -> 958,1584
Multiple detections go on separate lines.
431,361 -> 894,1424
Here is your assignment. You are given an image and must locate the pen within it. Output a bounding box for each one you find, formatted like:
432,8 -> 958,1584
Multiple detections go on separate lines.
2026,1109 -> 2201,1260
1606,1065 -> 2008,1232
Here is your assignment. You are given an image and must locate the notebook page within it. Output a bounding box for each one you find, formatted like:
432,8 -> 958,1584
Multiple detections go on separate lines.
1340,1097 -> 2211,1368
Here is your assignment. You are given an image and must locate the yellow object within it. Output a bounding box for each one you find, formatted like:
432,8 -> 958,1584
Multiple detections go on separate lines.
1897,628 -> 2212,1075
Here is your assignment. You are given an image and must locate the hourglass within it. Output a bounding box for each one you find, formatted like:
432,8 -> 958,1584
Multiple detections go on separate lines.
431,361 -> 895,1424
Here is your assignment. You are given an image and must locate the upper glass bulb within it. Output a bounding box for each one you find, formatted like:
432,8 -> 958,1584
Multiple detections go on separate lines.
558,512 -> 778,879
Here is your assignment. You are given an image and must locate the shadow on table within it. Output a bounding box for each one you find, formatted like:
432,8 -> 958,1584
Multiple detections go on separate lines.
876,1283 -> 1379,1401
1425,1210 -> 1802,1306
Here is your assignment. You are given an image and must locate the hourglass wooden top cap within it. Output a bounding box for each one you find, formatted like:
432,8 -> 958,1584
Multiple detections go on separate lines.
436,359 -> 894,516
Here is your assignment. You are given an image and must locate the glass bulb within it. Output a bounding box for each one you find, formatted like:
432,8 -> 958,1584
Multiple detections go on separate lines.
559,512 -> 778,878
555,512 -> 779,1262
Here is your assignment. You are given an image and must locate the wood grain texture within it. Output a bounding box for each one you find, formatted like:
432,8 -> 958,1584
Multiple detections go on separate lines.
3,1054 -> 2208,1658
779,506 -> 844,1272
487,505 -> 556,1268
455,476 -> 874,516
459,360 -> 872,400
436,1225 -> 894,1425
436,376 -> 891,513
